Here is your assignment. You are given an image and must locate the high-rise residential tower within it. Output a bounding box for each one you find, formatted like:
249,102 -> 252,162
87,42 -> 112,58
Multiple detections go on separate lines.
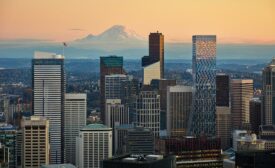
32,51 -> 65,163
64,93 -> 87,164
100,56 -> 124,124
189,35 -> 216,136
262,58 -> 275,125
76,124 -> 112,168
167,85 -> 192,137
231,79 -> 254,129
21,116 -> 50,168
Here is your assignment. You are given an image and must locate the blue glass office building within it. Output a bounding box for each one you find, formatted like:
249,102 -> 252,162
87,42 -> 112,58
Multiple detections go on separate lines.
189,35 -> 216,136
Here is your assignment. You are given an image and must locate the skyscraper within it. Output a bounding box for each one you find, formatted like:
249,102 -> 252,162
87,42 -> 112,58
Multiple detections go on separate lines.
142,32 -> 164,84
76,124 -> 112,168
189,35 -> 216,136
249,98 -> 261,134
167,85 -> 192,137
100,56 -> 124,124
32,51 -> 65,163
216,74 -> 230,106
21,116 -> 50,168
135,86 -> 160,137
231,79 -> 254,129
105,99 -> 129,128
105,74 -> 127,99
151,79 -> 176,130
216,74 -> 231,149
64,93 -> 87,164
262,58 -> 275,125
149,32 -> 164,78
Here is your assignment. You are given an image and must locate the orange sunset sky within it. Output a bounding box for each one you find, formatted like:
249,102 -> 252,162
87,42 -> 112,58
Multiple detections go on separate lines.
0,0 -> 275,43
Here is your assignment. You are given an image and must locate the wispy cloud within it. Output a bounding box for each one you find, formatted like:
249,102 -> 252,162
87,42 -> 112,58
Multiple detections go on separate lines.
69,28 -> 86,31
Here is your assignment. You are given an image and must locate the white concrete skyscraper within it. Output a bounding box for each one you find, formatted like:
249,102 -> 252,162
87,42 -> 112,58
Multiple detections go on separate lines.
76,124 -> 112,168
32,51 -> 65,164
64,93 -> 87,164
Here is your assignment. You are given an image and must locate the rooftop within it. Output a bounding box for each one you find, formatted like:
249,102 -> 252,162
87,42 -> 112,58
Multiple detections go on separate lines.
81,124 -> 111,131
100,56 -> 123,67
34,51 -> 64,59
41,164 -> 76,168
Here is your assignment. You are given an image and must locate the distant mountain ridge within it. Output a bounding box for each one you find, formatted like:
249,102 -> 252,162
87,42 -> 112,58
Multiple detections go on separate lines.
0,25 -> 275,60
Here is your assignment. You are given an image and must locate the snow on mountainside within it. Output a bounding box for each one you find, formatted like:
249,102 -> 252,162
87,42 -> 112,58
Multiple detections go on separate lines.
75,25 -> 145,42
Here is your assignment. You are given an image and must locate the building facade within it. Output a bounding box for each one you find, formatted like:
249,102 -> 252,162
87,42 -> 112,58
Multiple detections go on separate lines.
105,74 -> 127,99
167,86 -> 192,137
0,125 -> 17,168
156,136 -> 222,168
21,116 -> 50,168
76,124 -> 112,168
231,79 -> 253,129
151,79 -> 176,130
32,51 -> 65,163
189,35 -> 217,136
149,32 -> 164,78
262,58 -> 275,125
135,87 -> 160,137
250,98 -> 261,134
105,99 -> 129,128
100,56 -> 124,124
126,126 -> 154,155
64,93 -> 87,164
142,61 -> 161,85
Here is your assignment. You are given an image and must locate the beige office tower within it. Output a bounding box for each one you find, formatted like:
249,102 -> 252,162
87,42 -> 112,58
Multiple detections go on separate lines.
64,93 -> 87,164
21,116 -> 50,168
231,79 -> 254,129
216,106 -> 231,149
143,61 -> 161,85
167,85 -> 192,137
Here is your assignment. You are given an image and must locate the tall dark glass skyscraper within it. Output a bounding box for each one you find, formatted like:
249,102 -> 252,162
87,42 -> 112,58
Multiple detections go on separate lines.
149,32 -> 164,78
189,35 -> 216,136
142,32 -> 164,84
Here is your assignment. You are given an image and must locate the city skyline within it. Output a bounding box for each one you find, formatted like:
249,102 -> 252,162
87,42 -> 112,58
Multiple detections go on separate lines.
1,0 -> 275,43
